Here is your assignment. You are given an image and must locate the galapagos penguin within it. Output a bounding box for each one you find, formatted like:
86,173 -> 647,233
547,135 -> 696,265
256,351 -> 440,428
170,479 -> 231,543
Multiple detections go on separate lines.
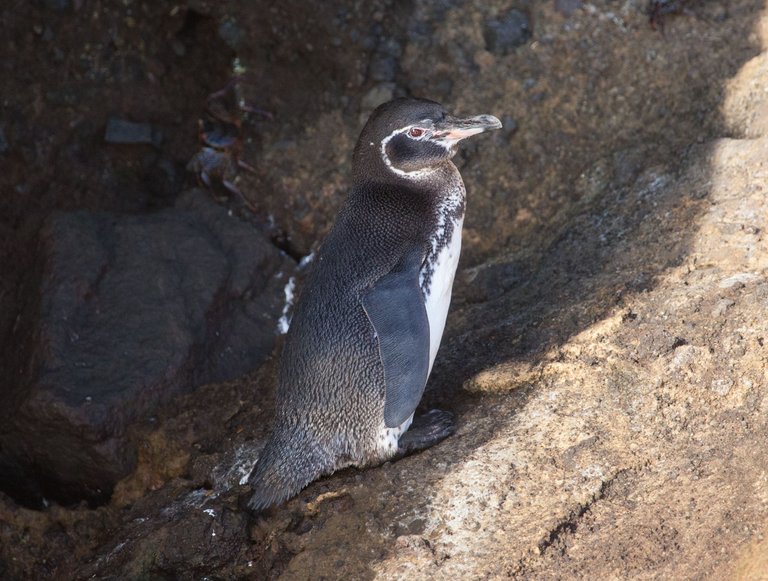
247,98 -> 501,511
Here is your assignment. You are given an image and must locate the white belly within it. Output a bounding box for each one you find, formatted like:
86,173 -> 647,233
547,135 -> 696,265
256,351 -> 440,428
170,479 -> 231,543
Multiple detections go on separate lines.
374,226 -> 460,455
423,216 -> 463,374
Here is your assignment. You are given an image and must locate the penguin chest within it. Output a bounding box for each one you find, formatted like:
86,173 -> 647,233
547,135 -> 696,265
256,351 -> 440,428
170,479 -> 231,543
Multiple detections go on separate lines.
421,214 -> 464,373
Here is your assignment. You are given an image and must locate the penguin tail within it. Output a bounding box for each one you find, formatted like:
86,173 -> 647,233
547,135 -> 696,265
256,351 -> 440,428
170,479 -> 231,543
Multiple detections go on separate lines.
245,429 -> 325,513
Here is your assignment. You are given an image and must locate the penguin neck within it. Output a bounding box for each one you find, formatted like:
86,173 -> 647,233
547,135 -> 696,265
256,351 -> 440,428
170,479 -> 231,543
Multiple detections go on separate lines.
429,163 -> 466,226
353,136 -> 456,186
353,153 -> 460,194
419,164 -> 466,296
350,158 -> 466,229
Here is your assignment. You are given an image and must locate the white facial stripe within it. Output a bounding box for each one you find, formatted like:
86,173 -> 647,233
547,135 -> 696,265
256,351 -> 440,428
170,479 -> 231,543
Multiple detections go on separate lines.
379,120 -> 455,179
380,126 -> 436,179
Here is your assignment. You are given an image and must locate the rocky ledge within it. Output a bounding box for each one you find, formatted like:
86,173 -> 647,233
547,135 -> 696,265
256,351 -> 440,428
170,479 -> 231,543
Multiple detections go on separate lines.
1,0 -> 768,578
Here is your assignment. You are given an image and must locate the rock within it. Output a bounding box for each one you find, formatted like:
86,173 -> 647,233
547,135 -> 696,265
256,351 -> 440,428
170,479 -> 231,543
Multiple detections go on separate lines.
368,38 -> 402,82
5,0 -> 768,578
368,54 -> 398,82
143,155 -> 185,204
72,484 -> 253,579
501,115 -> 518,137
218,17 -> 245,50
484,10 -> 532,54
170,38 -> 187,57
719,273 -> 759,289
554,0 -> 582,17
0,125 -> 8,154
461,261 -> 527,304
0,190 -> 293,506
379,37 -> 403,60
44,86 -> 78,106
711,298 -> 735,317
104,118 -> 157,145
711,378 -> 734,396
40,0 -> 72,12
361,82 -> 396,113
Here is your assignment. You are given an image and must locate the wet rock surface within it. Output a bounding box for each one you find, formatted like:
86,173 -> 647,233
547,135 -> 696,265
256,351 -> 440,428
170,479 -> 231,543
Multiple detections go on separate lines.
2,0 -> 768,579
0,190 -> 292,507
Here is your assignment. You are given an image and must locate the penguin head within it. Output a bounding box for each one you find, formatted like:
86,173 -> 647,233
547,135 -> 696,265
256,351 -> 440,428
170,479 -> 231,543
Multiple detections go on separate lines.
353,98 -> 502,183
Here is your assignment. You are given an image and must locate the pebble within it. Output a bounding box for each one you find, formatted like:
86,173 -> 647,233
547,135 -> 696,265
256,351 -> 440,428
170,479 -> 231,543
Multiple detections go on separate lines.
711,378 -> 733,396
144,155 -> 183,202
711,298 -> 735,317
379,38 -> 403,59
484,10 -> 532,54
719,272 -> 759,289
104,118 -> 154,145
171,39 -> 186,57
555,0 -> 583,17
502,115 -> 518,137
218,18 -> 245,51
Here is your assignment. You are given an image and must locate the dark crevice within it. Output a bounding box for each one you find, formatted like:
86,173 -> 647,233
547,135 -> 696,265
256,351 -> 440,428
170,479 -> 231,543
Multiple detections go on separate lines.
537,468 -> 628,556
269,230 -> 304,262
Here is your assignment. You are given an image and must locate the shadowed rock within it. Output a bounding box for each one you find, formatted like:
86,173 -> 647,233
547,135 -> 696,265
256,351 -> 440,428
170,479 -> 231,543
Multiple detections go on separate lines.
0,190 -> 293,506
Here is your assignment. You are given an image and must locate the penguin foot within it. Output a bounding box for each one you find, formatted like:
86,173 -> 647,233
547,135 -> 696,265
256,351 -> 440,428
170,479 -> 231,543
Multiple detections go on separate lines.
396,409 -> 456,456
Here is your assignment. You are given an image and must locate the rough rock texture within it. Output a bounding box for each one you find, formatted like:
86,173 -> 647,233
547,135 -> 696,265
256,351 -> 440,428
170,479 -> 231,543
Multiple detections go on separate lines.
3,0 -> 768,579
0,190 -> 293,507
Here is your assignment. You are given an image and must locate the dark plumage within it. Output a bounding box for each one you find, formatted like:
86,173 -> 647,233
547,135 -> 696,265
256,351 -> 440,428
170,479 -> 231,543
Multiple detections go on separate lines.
247,98 -> 501,511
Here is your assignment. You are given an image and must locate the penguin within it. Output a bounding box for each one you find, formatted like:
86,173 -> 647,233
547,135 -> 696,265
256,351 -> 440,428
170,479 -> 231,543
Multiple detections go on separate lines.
247,98 -> 501,511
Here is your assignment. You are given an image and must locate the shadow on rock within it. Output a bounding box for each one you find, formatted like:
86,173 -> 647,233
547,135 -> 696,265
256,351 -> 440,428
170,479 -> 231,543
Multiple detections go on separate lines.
2,0 -> 767,579
222,0 -> 766,578
0,190 -> 293,508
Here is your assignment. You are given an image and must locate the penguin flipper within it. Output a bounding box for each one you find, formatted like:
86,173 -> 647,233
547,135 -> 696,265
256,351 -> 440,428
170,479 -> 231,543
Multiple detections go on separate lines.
362,250 -> 430,429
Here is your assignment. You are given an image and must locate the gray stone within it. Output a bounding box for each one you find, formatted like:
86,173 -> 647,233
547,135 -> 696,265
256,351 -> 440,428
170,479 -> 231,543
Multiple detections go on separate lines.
218,17 -> 245,50
501,115 -> 518,137
40,0 -> 72,12
555,0 -> 583,17
0,191 -> 293,505
484,10 -> 532,54
143,155 -> 185,204
361,82 -> 396,112
104,117 -> 155,145
368,54 -> 398,82
711,378 -> 734,396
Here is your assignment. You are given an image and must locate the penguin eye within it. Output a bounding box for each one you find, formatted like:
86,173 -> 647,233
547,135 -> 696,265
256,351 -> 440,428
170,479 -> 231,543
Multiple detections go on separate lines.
408,127 -> 425,138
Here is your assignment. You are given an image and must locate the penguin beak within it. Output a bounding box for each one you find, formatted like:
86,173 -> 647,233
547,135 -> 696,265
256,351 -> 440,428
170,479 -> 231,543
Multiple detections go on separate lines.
432,114 -> 503,142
